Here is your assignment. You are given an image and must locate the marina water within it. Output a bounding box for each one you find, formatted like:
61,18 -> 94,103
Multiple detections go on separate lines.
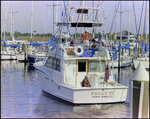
1,60 -> 148,118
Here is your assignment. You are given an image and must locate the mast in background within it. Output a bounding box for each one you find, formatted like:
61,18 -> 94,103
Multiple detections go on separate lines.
120,1 -> 122,44
128,1 -> 130,43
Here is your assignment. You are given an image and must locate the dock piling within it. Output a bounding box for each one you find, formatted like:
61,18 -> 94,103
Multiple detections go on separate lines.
130,62 -> 149,118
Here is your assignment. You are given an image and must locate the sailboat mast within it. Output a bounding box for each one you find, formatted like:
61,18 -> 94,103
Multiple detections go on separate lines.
4,1 -> 6,41
31,1 -> 33,40
82,1 -> 84,34
146,2 -> 148,44
102,1 -> 104,38
128,1 -> 130,42
10,9 -> 12,40
53,1 -> 54,35
12,1 -> 14,39
92,1 -> 95,37
120,1 -> 122,44
56,1 -> 58,33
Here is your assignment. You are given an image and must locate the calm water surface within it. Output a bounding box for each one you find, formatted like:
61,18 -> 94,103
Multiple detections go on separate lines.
1,60 -> 147,118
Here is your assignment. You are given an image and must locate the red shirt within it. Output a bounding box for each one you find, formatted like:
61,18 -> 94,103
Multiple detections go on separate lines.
81,33 -> 93,41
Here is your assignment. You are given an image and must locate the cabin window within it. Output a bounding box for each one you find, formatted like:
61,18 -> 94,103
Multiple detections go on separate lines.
45,57 -> 53,68
45,57 -> 60,71
89,61 -> 106,72
56,59 -> 60,71
78,61 -> 86,72
52,58 -> 56,69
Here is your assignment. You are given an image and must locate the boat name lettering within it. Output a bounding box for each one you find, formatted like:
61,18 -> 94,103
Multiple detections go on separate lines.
91,91 -> 114,97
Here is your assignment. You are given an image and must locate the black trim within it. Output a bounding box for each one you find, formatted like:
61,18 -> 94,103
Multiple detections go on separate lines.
77,9 -> 88,14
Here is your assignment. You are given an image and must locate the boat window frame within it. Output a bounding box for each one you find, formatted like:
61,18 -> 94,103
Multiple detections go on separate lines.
78,60 -> 87,72
88,60 -> 106,72
45,56 -> 61,72
56,58 -> 60,71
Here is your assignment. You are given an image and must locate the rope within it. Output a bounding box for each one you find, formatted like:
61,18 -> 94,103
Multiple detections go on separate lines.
134,1 -> 144,54
109,2 -> 118,34
132,1 -> 138,34
92,1 -> 100,37
74,1 -> 83,43
63,1 -> 71,38
141,1 -> 147,55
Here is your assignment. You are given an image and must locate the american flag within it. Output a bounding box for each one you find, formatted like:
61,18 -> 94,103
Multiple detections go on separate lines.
104,65 -> 109,82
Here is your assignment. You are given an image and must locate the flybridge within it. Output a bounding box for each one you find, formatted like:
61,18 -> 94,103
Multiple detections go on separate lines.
56,21 -> 103,27
70,7 -> 99,14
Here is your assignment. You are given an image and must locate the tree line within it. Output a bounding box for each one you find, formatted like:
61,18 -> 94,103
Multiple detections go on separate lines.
1,31 -> 106,38
1,31 -> 53,37
3,31 -> 148,40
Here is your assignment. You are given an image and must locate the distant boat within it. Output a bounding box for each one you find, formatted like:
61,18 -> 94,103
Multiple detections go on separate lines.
27,45 -> 49,64
108,43 -> 132,68
1,41 -> 24,61
27,1 -> 53,64
34,3 -> 128,104
132,1 -> 149,70
133,44 -> 149,70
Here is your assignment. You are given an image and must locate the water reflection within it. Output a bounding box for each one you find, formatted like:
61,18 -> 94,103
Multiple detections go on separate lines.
33,91 -> 130,118
27,64 -> 35,71
2,61 -> 148,118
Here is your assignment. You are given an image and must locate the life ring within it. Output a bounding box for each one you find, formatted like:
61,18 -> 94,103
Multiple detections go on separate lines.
74,45 -> 84,56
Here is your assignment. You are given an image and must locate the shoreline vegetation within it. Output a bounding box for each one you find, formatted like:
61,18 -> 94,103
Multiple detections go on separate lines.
1,36 -> 146,43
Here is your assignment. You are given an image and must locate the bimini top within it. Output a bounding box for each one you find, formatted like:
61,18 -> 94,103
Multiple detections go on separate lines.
56,21 -> 103,27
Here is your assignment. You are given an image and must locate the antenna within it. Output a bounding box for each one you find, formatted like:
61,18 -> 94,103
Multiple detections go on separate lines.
47,1 -> 61,35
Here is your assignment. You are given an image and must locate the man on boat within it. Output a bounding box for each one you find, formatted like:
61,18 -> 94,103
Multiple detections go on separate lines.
91,39 -> 97,48
82,75 -> 91,87
96,38 -> 105,49
81,31 -> 94,42
96,38 -> 101,49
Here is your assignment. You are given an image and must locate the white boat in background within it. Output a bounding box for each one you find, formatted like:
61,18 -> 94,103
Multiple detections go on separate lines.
123,38 -> 138,50
133,57 -> 149,70
133,49 -> 149,70
27,45 -> 48,64
27,1 -> 52,64
1,51 -> 17,61
132,2 -> 149,71
109,59 -> 131,68
34,4 -> 128,104
1,44 -> 25,61
108,44 -> 132,68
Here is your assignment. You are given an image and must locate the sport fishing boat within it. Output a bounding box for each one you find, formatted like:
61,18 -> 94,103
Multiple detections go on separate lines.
34,5 -> 128,104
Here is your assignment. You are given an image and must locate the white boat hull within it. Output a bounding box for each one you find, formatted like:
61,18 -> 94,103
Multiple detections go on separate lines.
1,54 -> 17,60
16,53 -> 25,61
109,60 -> 131,68
133,58 -> 149,70
36,69 -> 128,104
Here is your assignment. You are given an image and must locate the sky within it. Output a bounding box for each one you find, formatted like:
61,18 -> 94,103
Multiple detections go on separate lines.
1,1 -> 149,35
